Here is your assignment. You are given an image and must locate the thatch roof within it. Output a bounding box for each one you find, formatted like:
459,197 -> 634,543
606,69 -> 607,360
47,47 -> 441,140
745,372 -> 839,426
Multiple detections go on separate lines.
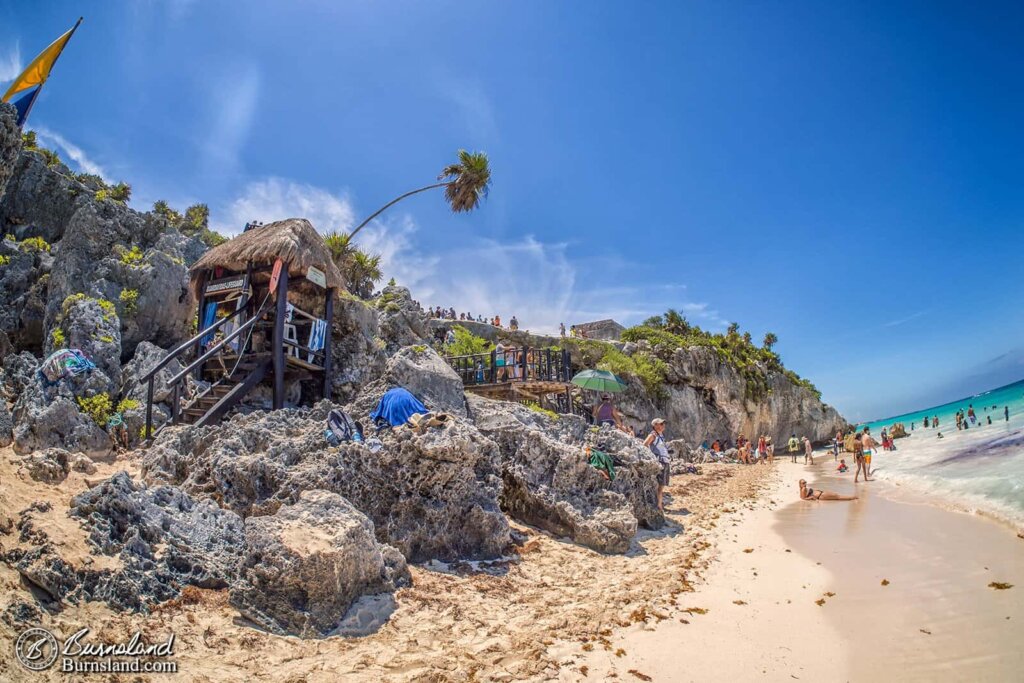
190,218 -> 345,294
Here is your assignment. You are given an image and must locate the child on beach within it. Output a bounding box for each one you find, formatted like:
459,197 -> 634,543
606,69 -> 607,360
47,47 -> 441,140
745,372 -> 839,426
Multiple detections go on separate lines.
837,459 -> 848,473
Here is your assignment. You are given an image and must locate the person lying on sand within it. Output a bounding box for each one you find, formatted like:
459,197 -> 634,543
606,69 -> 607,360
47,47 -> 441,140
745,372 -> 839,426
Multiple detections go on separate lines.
799,479 -> 857,501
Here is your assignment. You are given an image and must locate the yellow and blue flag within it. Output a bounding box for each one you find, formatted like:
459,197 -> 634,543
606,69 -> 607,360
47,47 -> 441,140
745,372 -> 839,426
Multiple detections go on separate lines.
2,17 -> 82,126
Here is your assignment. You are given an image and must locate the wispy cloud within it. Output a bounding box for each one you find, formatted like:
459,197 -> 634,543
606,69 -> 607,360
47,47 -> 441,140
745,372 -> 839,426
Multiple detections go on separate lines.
0,42 -> 20,83
31,126 -> 109,180
200,64 -> 261,176
883,309 -> 929,328
215,177 -> 355,235
215,177 -> 722,335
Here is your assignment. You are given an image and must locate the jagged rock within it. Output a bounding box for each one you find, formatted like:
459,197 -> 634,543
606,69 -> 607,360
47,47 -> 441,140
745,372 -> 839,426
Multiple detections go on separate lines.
0,233 -> 50,352
350,344 -> 467,418
121,340 -> 182,404
0,148 -> 86,244
328,294 -> 386,402
143,402 -> 511,562
0,102 -> 21,199
375,285 -> 431,354
12,387 -> 113,461
9,544 -> 81,603
1,600 -> 41,628
229,489 -> 410,638
45,199 -> 194,359
52,295 -> 122,391
22,448 -> 70,484
468,395 -> 665,554
68,472 -> 246,610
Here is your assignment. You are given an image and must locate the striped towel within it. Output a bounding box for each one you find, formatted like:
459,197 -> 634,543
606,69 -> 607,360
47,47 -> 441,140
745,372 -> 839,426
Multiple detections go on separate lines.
307,319 -> 327,363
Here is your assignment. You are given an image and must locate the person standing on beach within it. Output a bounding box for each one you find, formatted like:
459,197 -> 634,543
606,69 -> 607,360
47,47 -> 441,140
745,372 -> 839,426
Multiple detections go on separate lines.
803,436 -> 813,465
788,434 -> 799,463
968,404 -> 976,424
644,418 -> 671,512
1006,406 -> 1010,422
757,435 -> 767,464
834,431 -> 842,460
853,431 -> 870,482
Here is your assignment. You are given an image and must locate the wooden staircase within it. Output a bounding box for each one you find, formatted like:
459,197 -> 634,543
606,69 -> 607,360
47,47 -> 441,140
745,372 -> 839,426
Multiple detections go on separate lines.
175,353 -> 271,428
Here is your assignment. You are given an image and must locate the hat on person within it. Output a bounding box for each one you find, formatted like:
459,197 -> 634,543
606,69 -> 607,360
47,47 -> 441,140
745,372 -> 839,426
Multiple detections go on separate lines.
651,418 -> 666,426
601,393 -> 612,401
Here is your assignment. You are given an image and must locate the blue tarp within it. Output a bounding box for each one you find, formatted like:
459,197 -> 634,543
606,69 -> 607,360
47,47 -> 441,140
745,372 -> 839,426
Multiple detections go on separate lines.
370,387 -> 427,427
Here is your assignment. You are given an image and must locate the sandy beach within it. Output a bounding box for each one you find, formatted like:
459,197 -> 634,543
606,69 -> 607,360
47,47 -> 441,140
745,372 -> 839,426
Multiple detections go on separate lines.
2,444 -> 1021,682
583,455 -> 1024,682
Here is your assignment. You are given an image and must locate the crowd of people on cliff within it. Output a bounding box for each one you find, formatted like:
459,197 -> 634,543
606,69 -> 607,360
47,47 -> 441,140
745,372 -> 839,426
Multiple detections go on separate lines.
427,306 -> 521,331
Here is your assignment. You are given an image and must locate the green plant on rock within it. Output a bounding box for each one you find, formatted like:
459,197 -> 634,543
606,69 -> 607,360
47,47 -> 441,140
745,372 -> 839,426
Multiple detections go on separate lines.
77,393 -> 113,427
21,130 -> 37,148
118,245 -> 145,267
524,401 -> 560,420
0,254 -> 9,266
115,398 -> 140,414
443,325 -> 494,357
119,289 -> 139,314
98,335 -> 114,343
18,236 -> 50,253
51,328 -> 66,349
97,298 -> 117,321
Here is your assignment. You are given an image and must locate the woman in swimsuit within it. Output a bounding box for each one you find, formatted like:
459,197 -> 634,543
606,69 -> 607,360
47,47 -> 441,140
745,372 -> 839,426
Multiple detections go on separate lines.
799,479 -> 857,501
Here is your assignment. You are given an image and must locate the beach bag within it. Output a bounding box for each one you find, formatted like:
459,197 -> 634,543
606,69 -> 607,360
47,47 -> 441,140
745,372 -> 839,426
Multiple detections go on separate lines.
39,348 -> 96,385
327,409 -> 362,444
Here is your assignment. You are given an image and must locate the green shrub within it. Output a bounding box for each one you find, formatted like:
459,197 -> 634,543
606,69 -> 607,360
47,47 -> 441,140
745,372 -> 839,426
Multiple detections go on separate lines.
21,130 -> 37,148
524,401 -> 560,420
388,277 -> 397,286
38,148 -> 61,168
98,335 -> 114,343
596,347 -> 668,398
116,398 -> 140,413
443,325 -> 494,357
97,298 -> 117,321
75,172 -> 106,188
119,289 -> 139,314
77,393 -> 113,426
198,229 -> 227,247
152,199 -> 183,223
18,236 -> 50,253
410,345 -> 427,354
0,254 -> 9,266
118,245 -> 144,267
51,328 -> 66,348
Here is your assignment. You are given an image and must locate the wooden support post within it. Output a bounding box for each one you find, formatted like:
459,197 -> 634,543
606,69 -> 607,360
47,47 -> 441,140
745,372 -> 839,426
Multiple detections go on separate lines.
490,349 -> 497,384
322,287 -> 335,399
272,264 -> 289,410
145,378 -> 154,441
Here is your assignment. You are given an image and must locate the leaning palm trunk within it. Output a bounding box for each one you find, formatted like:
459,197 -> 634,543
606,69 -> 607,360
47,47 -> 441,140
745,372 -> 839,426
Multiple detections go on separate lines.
347,182 -> 449,240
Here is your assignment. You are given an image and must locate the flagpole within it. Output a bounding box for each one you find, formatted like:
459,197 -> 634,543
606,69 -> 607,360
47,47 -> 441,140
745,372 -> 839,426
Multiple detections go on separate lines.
19,17 -> 83,128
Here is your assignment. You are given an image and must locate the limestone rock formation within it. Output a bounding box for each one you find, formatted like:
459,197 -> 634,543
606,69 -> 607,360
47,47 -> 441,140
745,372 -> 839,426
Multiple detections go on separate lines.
143,402 -> 511,562
21,448 -> 70,484
468,395 -> 665,554
350,344 -> 467,418
374,285 -> 431,354
51,295 -> 123,392
0,103 -> 23,204
229,489 -> 410,638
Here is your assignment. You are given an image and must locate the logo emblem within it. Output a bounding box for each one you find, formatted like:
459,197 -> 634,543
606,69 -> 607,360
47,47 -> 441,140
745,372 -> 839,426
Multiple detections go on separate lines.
15,628 -> 59,671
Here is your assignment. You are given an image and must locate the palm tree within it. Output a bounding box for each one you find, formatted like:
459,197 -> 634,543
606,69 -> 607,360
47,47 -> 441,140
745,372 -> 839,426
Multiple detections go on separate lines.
348,149 -> 491,240
763,332 -> 778,350
663,309 -> 690,336
727,322 -> 740,337
323,230 -> 383,298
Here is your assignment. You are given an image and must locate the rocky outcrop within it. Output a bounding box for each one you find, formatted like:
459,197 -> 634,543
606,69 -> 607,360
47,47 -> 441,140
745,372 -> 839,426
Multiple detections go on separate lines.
0,103 -> 23,204
52,295 -> 123,392
46,200 -> 194,359
67,472 -> 246,610
468,395 -> 665,554
21,448 -> 70,484
230,490 -> 410,638
374,285 -> 431,354
0,233 -> 51,352
142,402 -> 511,562
0,148 -> 86,244
349,344 -> 467,418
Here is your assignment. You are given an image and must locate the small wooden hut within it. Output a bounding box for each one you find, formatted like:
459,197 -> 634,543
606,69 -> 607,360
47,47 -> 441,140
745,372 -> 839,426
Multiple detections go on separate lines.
142,218 -> 344,438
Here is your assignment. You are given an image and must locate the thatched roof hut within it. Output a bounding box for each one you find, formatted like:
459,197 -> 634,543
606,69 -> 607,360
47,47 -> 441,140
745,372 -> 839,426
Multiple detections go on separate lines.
190,218 -> 345,298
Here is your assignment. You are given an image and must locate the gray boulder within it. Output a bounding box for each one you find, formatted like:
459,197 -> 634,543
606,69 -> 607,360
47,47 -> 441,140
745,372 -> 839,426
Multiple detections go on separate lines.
52,295 -> 122,391
230,489 -> 410,638
469,395 -> 665,554
328,294 -> 386,402
375,285 -> 431,354
22,448 -> 70,484
0,233 -> 50,352
121,340 -> 182,403
350,344 -> 467,418
143,402 -> 511,562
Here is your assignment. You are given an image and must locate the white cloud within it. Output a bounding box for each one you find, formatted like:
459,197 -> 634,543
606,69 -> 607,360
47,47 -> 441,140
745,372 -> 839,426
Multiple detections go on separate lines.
215,177 -> 721,335
31,126 -> 109,180
0,42 -> 20,83
215,177 -> 356,235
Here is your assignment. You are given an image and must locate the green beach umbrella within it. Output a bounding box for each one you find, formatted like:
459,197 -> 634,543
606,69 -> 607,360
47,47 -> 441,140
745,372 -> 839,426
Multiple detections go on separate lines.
571,369 -> 627,393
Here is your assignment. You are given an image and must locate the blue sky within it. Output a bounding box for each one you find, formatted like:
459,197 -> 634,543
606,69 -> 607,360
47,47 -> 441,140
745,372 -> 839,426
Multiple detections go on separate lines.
2,1 -> 1022,422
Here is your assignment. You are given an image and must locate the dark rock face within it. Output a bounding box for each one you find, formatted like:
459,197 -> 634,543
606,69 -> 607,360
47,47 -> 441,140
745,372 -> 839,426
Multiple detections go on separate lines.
66,472 -> 246,609
52,295 -> 122,392
468,395 -> 665,554
0,234 -> 50,352
0,149 -> 86,244
143,402 -> 512,562
229,489 -> 410,638
0,103 -> 23,205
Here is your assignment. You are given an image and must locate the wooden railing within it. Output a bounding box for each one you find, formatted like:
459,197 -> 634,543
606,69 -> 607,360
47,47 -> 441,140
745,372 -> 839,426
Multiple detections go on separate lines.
444,346 -> 573,387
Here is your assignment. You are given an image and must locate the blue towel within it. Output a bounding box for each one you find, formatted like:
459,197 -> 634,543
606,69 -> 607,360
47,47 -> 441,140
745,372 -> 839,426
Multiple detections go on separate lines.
307,319 -> 327,362
369,387 -> 428,427
199,303 -> 218,346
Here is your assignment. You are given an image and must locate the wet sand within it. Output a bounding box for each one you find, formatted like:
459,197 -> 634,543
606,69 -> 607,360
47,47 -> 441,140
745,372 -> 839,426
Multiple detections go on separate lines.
583,457 -> 1024,682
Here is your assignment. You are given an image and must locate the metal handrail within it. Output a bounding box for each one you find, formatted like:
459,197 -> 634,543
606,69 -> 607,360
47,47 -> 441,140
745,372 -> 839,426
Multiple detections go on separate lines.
167,302 -> 270,385
139,304 -> 248,382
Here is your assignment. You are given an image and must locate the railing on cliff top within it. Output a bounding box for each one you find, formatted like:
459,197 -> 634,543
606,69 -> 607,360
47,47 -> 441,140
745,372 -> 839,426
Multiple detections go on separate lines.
443,346 -> 574,387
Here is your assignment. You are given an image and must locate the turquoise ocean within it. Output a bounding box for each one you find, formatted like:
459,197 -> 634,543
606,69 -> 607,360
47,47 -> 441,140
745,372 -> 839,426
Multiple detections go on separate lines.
855,378 -> 1024,527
